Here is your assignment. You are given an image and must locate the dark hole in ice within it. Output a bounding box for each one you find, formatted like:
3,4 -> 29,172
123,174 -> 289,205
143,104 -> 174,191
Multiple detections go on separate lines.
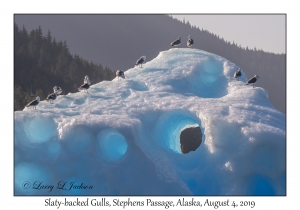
180,126 -> 202,154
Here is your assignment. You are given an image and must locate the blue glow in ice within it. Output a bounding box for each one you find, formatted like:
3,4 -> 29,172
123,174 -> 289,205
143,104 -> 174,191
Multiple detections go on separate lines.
244,174 -> 276,195
154,110 -> 201,153
23,116 -> 57,143
187,58 -> 228,98
96,129 -> 128,161
15,162 -> 50,195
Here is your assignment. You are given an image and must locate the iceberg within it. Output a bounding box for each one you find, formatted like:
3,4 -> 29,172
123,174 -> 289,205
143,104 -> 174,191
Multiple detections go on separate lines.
14,48 -> 286,195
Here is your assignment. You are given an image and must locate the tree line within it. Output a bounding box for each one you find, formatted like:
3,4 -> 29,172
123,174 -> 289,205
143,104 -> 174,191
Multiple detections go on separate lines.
14,24 -> 115,111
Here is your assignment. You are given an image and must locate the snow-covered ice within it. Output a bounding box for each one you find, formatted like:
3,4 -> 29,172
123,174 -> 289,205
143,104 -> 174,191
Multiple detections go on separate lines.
14,48 -> 286,195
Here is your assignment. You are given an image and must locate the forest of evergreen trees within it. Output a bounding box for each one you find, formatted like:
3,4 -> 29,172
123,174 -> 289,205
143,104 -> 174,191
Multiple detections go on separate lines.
14,24 -> 115,111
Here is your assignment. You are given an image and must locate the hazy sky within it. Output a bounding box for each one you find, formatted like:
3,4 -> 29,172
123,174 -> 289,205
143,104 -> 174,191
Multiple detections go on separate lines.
171,15 -> 285,54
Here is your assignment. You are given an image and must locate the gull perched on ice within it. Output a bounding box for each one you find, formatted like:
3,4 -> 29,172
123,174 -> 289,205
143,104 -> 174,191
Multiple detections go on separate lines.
46,93 -> 57,104
46,86 -> 63,104
245,75 -> 260,88
78,75 -> 91,94
170,36 -> 181,47
135,56 -> 146,68
116,70 -> 125,80
25,96 -> 40,110
54,86 -> 63,95
187,35 -> 194,47
234,68 -> 242,80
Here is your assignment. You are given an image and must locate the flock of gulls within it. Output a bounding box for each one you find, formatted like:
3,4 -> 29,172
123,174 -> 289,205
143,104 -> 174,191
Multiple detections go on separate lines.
25,35 -> 260,110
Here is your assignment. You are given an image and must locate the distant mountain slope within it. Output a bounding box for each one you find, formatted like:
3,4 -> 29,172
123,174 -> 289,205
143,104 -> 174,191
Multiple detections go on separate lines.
14,14 -> 286,113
